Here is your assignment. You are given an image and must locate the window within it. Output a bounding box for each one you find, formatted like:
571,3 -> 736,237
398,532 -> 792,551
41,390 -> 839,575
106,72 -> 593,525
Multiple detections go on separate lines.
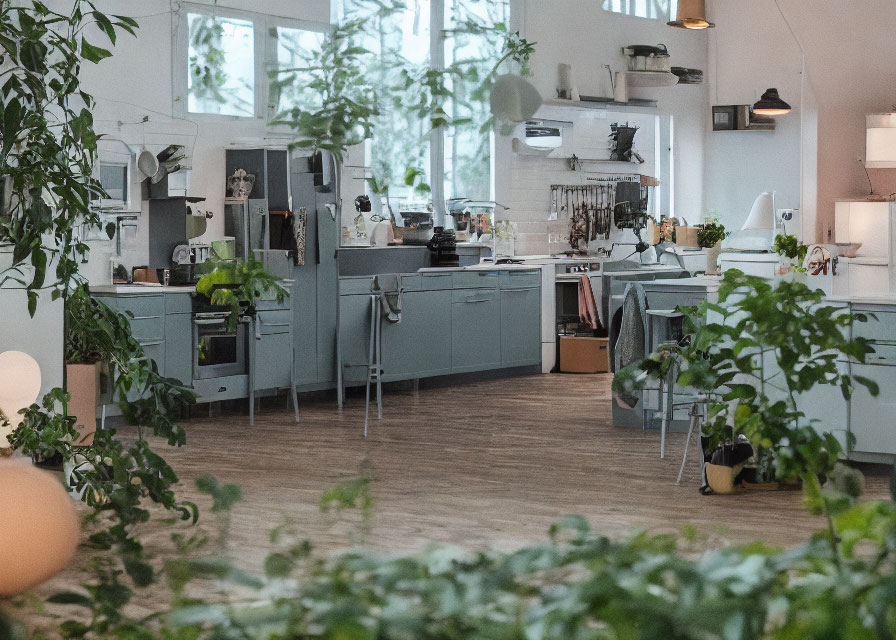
335,0 -> 513,204
603,0 -> 677,20
187,13 -> 255,116
176,5 -> 328,120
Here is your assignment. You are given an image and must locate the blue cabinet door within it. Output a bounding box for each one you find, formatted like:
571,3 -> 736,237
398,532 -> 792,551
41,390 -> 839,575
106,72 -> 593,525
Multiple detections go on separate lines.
316,199 -> 339,383
164,312 -> 192,385
382,289 -> 452,379
500,287 -> 541,366
338,293 -> 376,384
451,290 -> 501,372
254,331 -> 292,391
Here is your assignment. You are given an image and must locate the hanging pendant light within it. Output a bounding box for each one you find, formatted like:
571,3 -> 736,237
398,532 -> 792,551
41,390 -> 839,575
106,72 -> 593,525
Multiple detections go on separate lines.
667,0 -> 714,29
752,88 -> 792,116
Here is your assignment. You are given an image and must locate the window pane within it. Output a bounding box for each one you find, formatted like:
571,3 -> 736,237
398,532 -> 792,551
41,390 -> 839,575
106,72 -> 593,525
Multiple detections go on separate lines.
337,0 -> 432,203
444,0 -> 510,201
270,27 -> 325,117
603,0 -> 675,20
187,13 -> 255,117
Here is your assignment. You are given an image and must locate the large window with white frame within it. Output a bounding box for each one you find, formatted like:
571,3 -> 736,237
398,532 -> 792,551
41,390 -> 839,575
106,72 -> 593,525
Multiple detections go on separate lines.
177,1 -> 518,205
175,4 -> 328,121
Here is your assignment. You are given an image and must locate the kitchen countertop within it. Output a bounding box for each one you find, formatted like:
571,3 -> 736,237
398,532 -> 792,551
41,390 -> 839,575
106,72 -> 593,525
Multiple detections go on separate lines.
91,284 -> 196,294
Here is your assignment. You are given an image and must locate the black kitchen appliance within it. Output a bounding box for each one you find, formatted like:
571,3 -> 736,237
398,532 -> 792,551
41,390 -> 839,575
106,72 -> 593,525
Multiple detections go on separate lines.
427,227 -> 458,267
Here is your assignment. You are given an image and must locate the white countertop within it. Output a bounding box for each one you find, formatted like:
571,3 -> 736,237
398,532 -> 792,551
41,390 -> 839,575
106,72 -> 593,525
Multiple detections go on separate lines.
91,284 -> 196,294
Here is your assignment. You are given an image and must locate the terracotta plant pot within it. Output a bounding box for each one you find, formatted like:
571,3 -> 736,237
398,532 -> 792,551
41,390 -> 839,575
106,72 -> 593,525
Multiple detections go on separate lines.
66,362 -> 101,446
705,462 -> 738,494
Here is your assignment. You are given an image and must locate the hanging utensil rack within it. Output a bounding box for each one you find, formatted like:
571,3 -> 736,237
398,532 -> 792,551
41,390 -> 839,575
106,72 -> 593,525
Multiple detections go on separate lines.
550,183 -> 615,250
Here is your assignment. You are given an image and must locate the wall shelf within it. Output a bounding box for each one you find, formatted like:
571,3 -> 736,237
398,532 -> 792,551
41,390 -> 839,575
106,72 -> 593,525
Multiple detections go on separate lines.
543,97 -> 658,113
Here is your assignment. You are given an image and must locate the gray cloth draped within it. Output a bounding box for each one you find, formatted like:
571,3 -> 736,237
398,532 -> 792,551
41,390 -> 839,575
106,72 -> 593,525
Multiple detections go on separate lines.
372,274 -> 402,323
614,282 -> 648,408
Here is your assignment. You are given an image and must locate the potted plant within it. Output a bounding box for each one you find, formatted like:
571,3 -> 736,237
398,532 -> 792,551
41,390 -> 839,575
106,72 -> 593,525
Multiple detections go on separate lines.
9,389 -> 78,471
195,256 -> 289,330
612,269 -> 877,494
773,233 -> 809,276
697,218 -> 729,274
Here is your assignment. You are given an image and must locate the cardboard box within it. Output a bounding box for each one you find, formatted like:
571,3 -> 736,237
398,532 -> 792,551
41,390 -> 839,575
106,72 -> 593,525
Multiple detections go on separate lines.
559,336 -> 609,373
674,225 -> 700,247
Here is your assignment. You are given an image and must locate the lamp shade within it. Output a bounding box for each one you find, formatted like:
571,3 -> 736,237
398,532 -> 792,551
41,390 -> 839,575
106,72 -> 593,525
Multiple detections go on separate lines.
752,88 -> 791,116
742,192 -> 775,231
865,113 -> 896,168
668,0 -> 714,29
0,351 -> 41,448
490,74 -> 543,123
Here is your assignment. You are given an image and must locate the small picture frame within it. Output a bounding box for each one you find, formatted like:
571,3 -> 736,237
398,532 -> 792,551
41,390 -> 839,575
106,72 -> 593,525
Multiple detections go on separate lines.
712,105 -> 736,131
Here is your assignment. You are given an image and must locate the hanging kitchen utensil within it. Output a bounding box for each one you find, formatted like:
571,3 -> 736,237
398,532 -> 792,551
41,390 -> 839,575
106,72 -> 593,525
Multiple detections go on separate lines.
156,144 -> 184,163
136,149 -> 159,181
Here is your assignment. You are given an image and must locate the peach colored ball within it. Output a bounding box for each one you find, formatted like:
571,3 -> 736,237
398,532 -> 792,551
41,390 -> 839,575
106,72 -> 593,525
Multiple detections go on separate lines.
0,460 -> 80,596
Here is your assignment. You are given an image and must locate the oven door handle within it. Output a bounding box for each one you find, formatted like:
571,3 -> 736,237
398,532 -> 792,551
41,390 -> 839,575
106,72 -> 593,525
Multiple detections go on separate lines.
194,318 -> 228,326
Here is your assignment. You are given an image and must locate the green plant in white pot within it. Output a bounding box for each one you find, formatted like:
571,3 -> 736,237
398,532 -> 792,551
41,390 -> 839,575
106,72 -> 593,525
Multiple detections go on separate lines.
697,219 -> 728,274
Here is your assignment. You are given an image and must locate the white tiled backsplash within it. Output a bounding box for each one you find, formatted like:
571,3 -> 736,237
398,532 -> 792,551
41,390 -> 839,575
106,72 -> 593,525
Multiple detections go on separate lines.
503,107 -> 657,257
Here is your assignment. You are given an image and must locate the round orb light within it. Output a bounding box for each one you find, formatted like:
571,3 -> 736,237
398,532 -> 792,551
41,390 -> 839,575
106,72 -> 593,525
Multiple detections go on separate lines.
0,460 -> 80,595
0,350 -> 41,425
490,74 -> 543,123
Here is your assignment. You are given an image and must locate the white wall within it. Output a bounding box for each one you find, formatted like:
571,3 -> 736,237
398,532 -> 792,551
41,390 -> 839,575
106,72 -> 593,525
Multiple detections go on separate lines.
703,0 -> 803,235
497,0 -> 709,256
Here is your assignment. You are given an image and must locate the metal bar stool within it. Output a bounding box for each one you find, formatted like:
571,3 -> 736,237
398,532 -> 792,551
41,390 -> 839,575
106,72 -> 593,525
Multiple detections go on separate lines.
364,293 -> 383,437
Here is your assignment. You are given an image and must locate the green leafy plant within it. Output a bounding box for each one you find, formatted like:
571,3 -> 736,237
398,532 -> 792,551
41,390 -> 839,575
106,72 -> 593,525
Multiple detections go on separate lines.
195,257 -> 289,329
697,222 -> 729,248
773,232 -> 809,272
613,269 -> 877,487
270,18 -> 379,161
27,471 -> 896,639
9,387 -> 78,466
0,1 -> 137,312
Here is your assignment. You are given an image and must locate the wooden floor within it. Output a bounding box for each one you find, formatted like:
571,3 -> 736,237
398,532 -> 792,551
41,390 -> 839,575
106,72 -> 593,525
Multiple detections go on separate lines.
113,372 -> 890,563
21,371 -> 892,633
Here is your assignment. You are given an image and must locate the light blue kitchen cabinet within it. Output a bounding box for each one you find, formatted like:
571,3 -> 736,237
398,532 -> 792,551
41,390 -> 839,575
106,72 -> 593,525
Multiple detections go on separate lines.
254,330 -> 292,391
849,354 -> 896,456
381,289 -> 452,379
163,295 -> 192,385
337,291 -> 376,384
451,289 -> 502,372
315,191 -> 339,384
500,287 -> 541,366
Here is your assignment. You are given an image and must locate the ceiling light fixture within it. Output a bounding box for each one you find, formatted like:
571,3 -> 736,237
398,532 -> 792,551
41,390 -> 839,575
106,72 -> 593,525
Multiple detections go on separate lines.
752,88 -> 792,116
667,0 -> 714,29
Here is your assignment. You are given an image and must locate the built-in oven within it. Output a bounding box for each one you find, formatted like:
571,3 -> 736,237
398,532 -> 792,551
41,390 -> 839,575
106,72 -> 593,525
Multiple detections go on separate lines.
192,311 -> 248,380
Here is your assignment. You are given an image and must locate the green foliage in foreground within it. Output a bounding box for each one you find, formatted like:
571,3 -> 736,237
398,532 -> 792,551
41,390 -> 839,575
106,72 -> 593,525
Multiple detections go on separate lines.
1,469 -> 893,640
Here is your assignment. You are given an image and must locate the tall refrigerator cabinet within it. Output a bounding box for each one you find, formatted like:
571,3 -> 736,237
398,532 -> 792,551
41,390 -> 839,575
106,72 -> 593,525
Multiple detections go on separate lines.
290,152 -> 339,389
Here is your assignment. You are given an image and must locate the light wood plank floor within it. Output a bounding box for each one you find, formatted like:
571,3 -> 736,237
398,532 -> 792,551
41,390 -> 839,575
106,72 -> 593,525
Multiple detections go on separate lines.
23,371 -> 892,633
131,371 -> 890,561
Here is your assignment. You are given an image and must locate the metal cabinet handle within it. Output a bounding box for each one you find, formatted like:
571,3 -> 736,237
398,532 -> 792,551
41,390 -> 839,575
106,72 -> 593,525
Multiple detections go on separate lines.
463,297 -> 494,303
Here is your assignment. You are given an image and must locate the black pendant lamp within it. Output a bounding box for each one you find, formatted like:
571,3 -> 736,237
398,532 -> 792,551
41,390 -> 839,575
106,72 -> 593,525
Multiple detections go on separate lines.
752,88 -> 791,116
668,0 -> 714,29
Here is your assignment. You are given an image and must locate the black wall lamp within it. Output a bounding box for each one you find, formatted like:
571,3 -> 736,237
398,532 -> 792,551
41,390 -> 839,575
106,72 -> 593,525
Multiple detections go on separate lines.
752,88 -> 792,116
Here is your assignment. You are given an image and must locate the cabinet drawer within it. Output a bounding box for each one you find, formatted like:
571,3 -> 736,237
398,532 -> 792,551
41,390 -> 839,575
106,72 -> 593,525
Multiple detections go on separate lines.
453,270 -> 499,289
257,309 -> 292,335
860,343 -> 896,365
165,293 -> 193,314
452,288 -> 500,304
852,311 -> 896,344
116,294 -> 165,319
500,270 -> 541,289
399,274 -> 421,291
256,298 -> 290,312
130,316 -> 164,342
339,277 -> 374,295
421,272 -> 453,290
140,341 -> 165,373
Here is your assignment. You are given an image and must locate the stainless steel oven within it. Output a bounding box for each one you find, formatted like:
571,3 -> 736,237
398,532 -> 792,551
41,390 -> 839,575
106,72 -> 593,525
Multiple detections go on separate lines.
192,311 -> 248,380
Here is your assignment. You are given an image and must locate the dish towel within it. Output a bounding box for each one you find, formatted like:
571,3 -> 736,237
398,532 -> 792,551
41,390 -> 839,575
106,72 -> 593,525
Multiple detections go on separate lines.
372,274 -> 403,323
291,207 -> 307,266
578,274 -> 600,330
614,282 -> 648,408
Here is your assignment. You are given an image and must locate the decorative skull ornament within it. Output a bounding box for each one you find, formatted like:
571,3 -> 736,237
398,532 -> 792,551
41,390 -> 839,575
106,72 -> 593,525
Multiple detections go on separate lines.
227,169 -> 256,199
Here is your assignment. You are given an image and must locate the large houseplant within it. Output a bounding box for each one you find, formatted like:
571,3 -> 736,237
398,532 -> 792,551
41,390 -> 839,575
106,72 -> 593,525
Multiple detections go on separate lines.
613,269 -> 878,492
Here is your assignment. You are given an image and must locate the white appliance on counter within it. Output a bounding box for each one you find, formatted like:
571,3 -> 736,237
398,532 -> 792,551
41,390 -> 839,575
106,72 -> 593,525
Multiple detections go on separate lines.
834,200 -> 896,297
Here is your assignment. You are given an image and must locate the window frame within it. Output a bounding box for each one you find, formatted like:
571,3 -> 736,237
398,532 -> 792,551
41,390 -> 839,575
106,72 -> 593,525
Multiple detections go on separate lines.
602,0 -> 678,21
173,3 -> 330,126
